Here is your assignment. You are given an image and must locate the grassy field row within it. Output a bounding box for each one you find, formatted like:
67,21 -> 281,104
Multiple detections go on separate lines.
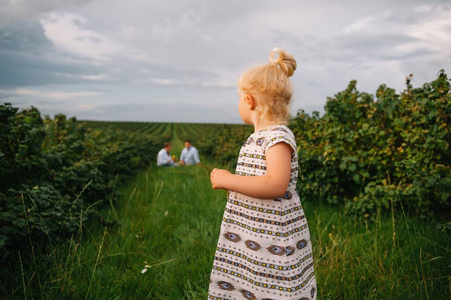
8,121 -> 450,299
10,158 -> 451,299
80,121 -> 244,146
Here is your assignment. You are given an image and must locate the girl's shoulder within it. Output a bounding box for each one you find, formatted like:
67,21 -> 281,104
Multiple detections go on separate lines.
263,124 -> 294,138
250,124 -> 295,140
268,124 -> 292,133
260,124 -> 296,151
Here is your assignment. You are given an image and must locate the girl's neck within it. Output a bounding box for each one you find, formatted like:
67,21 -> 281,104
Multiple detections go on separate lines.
246,102 -> 279,132
252,119 -> 278,133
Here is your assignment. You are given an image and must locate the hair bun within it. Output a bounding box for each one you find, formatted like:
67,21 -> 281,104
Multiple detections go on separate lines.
268,47 -> 297,77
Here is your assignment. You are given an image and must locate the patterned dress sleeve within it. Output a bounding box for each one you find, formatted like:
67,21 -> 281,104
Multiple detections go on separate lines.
263,126 -> 297,154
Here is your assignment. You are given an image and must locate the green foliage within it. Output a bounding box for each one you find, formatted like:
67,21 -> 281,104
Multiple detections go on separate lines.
1,184 -> 90,259
1,117 -> 450,299
1,69 -> 450,296
5,163 -> 450,299
290,71 -> 450,220
198,124 -> 253,169
199,71 -> 450,222
0,103 -> 160,283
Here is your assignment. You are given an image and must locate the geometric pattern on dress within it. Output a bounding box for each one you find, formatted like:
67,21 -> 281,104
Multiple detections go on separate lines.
223,207 -> 306,226
221,217 -> 309,237
215,248 -> 314,270
208,124 -> 317,300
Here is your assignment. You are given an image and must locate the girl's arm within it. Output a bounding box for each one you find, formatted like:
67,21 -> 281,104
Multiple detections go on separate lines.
210,142 -> 292,199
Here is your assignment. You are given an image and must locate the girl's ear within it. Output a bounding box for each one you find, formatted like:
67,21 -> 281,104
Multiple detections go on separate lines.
246,94 -> 256,110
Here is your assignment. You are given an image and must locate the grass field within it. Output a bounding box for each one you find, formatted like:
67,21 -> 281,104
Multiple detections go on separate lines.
14,163 -> 450,299
6,122 -> 451,299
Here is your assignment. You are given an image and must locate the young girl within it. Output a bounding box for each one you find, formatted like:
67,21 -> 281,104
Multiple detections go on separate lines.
208,48 -> 316,299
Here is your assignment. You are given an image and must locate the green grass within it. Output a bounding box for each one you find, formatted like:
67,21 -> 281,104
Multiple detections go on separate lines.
8,161 -> 450,299
44,165 -> 220,299
4,122 -> 450,299
310,204 -> 451,299
171,123 -> 185,155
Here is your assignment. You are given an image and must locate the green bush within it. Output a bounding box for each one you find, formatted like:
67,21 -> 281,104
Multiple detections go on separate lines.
290,70 -> 450,220
198,124 -> 252,168
0,103 -> 160,278
200,71 -> 450,222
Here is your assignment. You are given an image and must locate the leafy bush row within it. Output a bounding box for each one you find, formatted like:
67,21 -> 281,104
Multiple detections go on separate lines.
198,124 -> 252,168
200,71 -> 450,223
291,70 -> 450,221
0,103 -> 160,274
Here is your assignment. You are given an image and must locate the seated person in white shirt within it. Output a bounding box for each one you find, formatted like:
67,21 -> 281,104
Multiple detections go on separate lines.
179,140 -> 200,165
157,142 -> 175,166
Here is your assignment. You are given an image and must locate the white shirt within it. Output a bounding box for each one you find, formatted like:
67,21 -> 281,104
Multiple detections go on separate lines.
157,148 -> 173,166
180,146 -> 200,165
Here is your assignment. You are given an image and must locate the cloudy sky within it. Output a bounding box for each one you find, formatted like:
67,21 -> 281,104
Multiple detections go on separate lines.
1,0 -> 450,123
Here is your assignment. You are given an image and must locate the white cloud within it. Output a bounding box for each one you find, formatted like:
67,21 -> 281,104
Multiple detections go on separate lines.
404,6 -> 451,57
80,74 -> 106,80
118,25 -> 142,38
148,78 -> 179,86
148,8 -> 209,43
147,76 -> 234,88
415,5 -> 432,13
2,0 -> 451,122
325,6 -> 451,63
40,12 -> 123,62
0,0 -> 95,28
79,103 -> 95,110
0,88 -> 100,99
56,72 -> 107,81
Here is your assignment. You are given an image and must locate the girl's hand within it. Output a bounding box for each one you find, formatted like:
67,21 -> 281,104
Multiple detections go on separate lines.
210,168 -> 231,190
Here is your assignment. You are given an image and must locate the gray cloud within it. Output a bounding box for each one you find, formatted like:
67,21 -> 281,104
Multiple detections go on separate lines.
0,20 -> 109,86
0,21 -> 50,52
1,0 -> 450,122
80,101 -> 237,123
0,0 -> 95,27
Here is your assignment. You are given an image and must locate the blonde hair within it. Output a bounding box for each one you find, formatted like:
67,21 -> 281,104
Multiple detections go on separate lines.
238,47 -> 297,125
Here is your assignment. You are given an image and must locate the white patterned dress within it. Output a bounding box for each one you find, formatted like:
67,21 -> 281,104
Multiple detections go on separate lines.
208,125 -> 317,300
